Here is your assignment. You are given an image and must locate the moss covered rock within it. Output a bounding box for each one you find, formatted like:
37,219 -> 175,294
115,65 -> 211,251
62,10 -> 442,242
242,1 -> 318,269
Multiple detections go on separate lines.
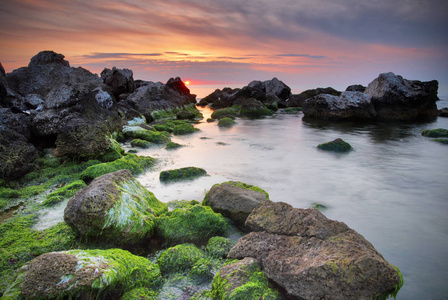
421,128 -> 448,138
3,248 -> 162,299
131,139 -> 152,148
173,123 -> 200,135
210,257 -> 282,299
218,117 -> 236,128
211,106 -> 240,120
157,243 -> 205,276
159,167 -> 207,183
166,141 -> 183,150
80,153 -> 155,182
64,169 -> 167,244
123,126 -> 171,144
317,138 -> 353,153
43,180 -> 87,206
205,236 -> 236,259
203,181 -> 270,228
156,204 -> 228,246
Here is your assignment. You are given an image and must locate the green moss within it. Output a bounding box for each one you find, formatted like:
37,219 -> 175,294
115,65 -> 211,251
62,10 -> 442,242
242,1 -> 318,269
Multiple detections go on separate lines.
99,136 -> 125,162
43,180 -> 87,206
166,142 -> 183,150
283,107 -> 302,114
177,105 -> 204,120
173,123 -> 200,135
218,117 -> 236,128
167,200 -> 200,211
372,266 -> 404,300
0,217 -> 81,293
317,138 -> 353,153
189,257 -> 214,282
433,138 -> 448,144
131,139 -> 152,148
151,109 -> 177,120
121,287 -> 158,300
157,244 -> 205,275
156,205 -> 228,246
239,104 -> 273,118
80,154 -> 155,182
159,167 -> 207,183
311,202 -> 328,210
205,181 -> 270,202
123,127 -> 171,144
205,237 -> 236,259
211,106 -> 240,120
421,128 -> 448,138
210,261 -> 282,300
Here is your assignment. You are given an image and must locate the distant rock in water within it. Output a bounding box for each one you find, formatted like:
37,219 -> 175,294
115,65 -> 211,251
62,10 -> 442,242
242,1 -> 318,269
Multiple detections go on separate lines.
317,138 -> 353,152
281,87 -> 341,108
439,108 -> 448,117
228,201 -> 403,300
364,72 -> 438,121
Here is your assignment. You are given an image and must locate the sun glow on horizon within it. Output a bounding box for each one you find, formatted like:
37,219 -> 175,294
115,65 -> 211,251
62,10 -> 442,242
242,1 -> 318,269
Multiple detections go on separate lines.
185,80 -> 190,85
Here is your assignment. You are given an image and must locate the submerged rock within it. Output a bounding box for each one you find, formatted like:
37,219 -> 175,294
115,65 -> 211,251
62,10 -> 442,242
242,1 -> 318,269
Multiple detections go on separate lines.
317,138 -> 353,153
228,201 -> 403,300
64,169 -> 167,244
203,181 -> 270,229
159,167 -> 207,183
3,248 -> 162,299
421,128 -> 448,138
365,72 -> 438,121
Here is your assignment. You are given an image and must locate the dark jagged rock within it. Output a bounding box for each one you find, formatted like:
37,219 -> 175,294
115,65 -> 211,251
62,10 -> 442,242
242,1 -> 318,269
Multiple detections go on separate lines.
302,91 -> 376,120
228,201 -> 403,300
346,84 -> 366,92
0,107 -> 32,139
0,128 -> 37,180
101,67 -> 135,99
203,181 -> 269,228
0,62 -> 7,106
282,87 -> 341,108
439,108 -> 448,117
364,72 -> 439,121
197,87 -> 241,108
123,77 -> 196,121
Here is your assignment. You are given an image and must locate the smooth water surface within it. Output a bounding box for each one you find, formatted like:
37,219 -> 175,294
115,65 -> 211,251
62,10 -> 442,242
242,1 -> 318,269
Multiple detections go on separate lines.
132,100 -> 448,300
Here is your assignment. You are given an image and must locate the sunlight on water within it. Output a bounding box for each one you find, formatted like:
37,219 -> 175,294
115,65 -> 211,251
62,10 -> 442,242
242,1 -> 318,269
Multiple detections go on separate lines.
132,101 -> 448,300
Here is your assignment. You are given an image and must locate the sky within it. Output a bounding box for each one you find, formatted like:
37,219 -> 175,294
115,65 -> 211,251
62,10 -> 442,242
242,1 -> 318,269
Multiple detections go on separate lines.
1,0 -> 448,98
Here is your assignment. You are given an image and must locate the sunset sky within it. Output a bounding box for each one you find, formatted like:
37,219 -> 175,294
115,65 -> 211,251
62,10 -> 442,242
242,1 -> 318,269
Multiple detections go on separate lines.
1,0 -> 447,97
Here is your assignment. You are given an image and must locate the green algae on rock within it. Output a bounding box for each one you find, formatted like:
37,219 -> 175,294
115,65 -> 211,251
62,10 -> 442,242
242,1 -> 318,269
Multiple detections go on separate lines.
0,218 -> 80,294
317,138 -> 353,153
65,169 -> 167,244
157,243 -> 205,276
421,128 -> 448,138
205,236 -> 236,259
43,180 -> 87,206
159,167 -> 207,183
166,141 -> 184,150
156,204 -> 227,246
210,257 -> 283,300
131,138 -> 152,148
3,248 -> 162,300
217,117 -> 236,128
123,126 -> 171,144
80,153 -> 155,182
172,122 -> 200,135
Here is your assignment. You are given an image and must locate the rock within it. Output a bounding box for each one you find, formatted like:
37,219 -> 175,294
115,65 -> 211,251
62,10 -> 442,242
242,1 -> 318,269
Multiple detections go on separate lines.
346,84 -> 366,92
0,107 -> 32,139
217,117 -> 236,128
283,87 -> 341,108
0,128 -> 37,180
233,97 -> 273,118
156,203 -> 227,246
124,77 -> 196,121
364,72 -> 439,121
198,87 -> 241,108
23,93 -> 44,110
302,91 -> 376,120
421,128 -> 448,138
64,169 -> 167,244
0,62 -> 8,106
228,201 -> 403,300
101,66 -> 135,99
210,257 -> 283,299
2,249 -> 162,299
439,107 -> 448,117
156,243 -> 205,275
159,167 -> 207,182
203,181 -> 270,228
317,138 -> 353,152
205,236 -> 236,259
6,51 -> 101,98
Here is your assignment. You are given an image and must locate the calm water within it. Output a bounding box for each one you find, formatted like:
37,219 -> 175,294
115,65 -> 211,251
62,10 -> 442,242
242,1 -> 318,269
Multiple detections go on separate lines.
132,100 -> 448,300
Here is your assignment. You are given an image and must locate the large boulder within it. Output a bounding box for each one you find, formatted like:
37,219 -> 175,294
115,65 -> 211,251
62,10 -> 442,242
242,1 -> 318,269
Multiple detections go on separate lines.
0,128 -> 37,180
364,72 -> 439,121
6,51 -> 101,98
101,66 -> 135,99
123,77 -> 196,121
203,181 -> 270,228
64,169 -> 167,244
228,201 -> 403,300
302,91 -> 376,120
2,249 -> 162,299
0,107 -> 32,139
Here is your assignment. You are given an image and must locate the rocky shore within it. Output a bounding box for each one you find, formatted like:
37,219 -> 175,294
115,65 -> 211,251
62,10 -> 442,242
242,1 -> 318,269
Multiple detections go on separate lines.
2,50 -> 444,299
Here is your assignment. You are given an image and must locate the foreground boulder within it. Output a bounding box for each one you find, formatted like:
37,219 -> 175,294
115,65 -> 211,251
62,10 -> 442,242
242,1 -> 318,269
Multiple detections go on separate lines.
365,72 -> 438,121
64,169 -> 167,244
303,91 -> 376,120
2,249 -> 162,299
203,181 -> 269,228
228,201 -> 403,300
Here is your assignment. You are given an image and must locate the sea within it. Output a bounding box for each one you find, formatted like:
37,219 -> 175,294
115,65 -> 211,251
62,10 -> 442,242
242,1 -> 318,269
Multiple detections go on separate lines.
133,98 -> 448,300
